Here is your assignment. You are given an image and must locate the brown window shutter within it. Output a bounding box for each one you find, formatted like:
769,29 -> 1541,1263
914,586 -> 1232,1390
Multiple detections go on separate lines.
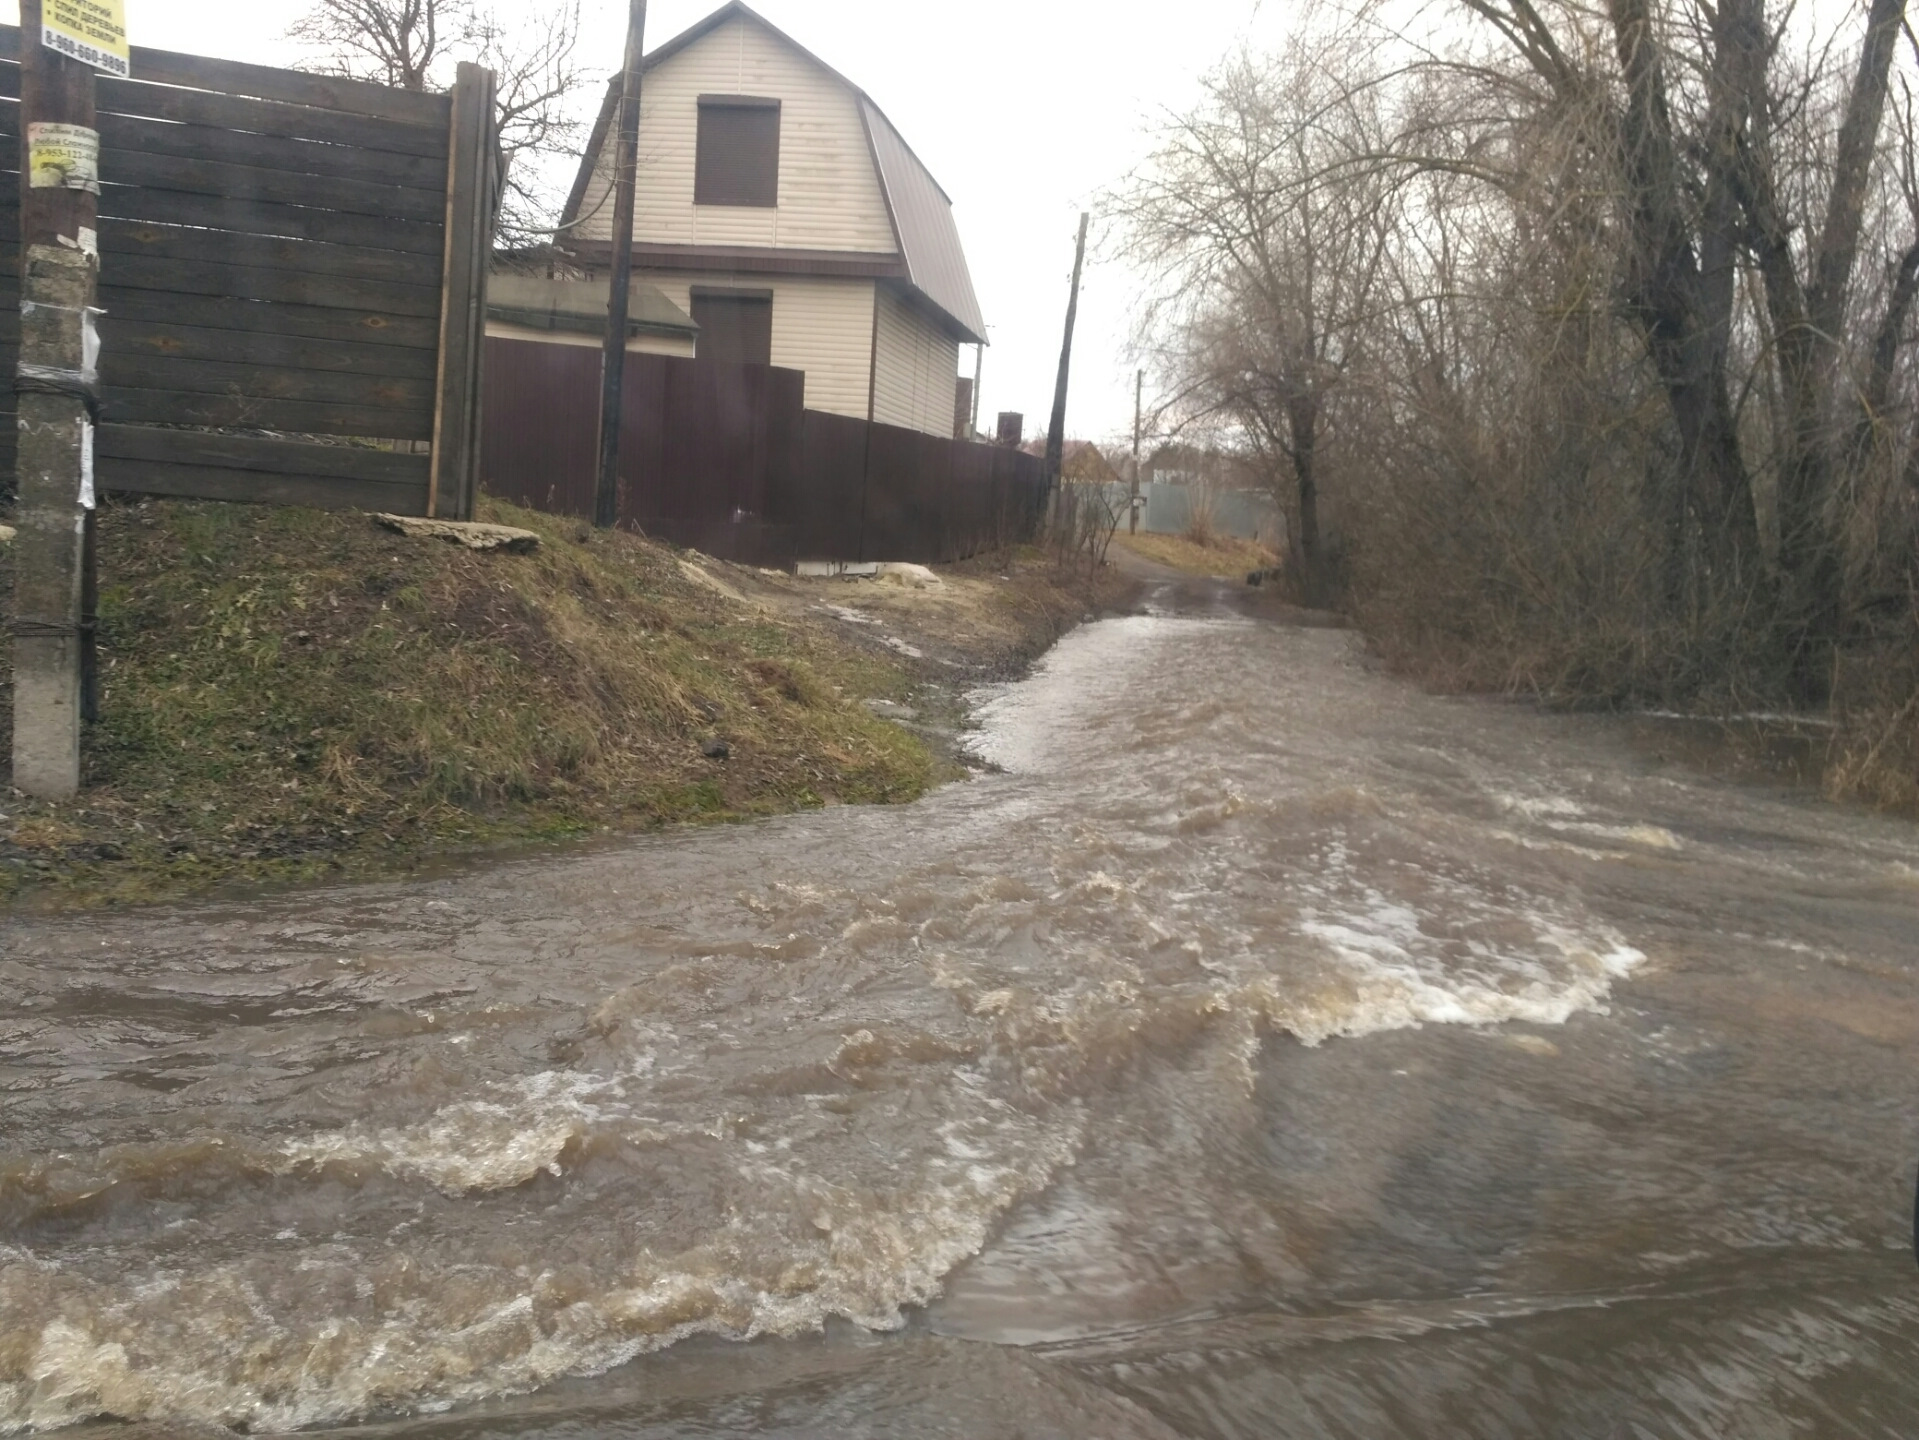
691,291 -> 773,366
695,97 -> 781,208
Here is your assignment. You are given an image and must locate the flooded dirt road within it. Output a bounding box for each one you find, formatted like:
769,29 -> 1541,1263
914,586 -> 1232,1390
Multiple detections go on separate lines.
5,574 -> 1918,1437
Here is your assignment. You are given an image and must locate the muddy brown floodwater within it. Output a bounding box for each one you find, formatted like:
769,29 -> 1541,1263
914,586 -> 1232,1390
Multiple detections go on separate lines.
4,573 -> 1918,1439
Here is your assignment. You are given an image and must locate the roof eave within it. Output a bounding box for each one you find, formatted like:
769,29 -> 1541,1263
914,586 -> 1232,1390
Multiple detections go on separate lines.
882,277 -> 985,347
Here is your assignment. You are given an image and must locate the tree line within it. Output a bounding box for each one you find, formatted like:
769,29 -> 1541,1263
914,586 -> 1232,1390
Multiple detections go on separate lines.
1118,0 -> 1919,803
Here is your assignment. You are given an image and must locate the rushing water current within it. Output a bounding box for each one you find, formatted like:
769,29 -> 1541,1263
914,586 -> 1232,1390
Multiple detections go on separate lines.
5,577 -> 1919,1438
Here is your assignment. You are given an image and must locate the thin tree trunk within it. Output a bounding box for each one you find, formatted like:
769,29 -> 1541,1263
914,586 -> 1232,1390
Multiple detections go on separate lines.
1287,390 -> 1321,593
1731,0 -> 1907,694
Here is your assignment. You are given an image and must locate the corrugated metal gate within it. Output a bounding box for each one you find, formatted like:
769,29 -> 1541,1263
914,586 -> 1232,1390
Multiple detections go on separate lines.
0,30 -> 497,518
483,336 -> 1044,566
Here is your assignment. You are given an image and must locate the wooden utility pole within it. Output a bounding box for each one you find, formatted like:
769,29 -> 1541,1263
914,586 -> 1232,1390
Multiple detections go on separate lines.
593,0 -> 647,530
1130,368 -> 1142,534
1043,212 -> 1088,497
13,0 -> 102,800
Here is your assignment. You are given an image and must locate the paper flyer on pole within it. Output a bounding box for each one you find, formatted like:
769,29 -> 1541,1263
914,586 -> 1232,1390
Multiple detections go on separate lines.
42,0 -> 131,78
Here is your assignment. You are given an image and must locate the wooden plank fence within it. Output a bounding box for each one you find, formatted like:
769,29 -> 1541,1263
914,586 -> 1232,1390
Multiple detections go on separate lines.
0,29 -> 497,517
483,336 -> 1045,566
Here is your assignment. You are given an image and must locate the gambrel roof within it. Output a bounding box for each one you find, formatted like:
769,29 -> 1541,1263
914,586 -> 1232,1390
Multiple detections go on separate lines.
560,1 -> 987,345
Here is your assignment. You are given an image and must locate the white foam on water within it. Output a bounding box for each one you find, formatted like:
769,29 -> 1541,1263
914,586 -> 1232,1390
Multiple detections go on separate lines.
1490,791 -> 1587,820
0,898 -> 1644,1437
1554,821 -> 1684,850
277,1064 -> 651,1195
0,1097 -> 1087,1436
1288,915 -> 1644,1044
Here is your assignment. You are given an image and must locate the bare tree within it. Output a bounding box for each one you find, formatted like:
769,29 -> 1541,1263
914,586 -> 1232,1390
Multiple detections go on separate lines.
289,0 -> 452,90
289,0 -> 590,238
1434,0 -> 1914,694
1127,0 -> 1919,704
1116,24 -> 1396,598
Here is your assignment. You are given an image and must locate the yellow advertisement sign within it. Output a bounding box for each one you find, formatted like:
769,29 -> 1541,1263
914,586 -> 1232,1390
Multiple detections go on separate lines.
42,0 -> 130,78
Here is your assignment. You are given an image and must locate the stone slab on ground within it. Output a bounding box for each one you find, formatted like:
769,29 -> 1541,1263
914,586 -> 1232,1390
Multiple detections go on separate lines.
374,514 -> 540,553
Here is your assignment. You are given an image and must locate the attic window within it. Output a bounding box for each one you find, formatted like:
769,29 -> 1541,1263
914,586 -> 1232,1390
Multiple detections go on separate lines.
695,95 -> 781,208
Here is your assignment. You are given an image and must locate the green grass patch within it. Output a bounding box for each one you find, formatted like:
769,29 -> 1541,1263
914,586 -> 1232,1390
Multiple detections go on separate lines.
0,496 -> 939,908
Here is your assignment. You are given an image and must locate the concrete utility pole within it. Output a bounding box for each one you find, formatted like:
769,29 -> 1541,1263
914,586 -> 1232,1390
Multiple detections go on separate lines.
13,0 -> 102,801
1130,368 -> 1142,535
593,0 -> 647,530
1043,211 -> 1088,497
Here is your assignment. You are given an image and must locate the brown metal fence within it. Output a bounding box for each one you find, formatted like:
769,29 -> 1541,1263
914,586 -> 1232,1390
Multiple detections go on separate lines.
483,336 -> 1044,567
0,31 -> 497,517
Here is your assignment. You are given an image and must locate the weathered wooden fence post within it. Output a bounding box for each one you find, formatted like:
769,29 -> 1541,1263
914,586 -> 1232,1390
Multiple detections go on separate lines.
12,0 -> 108,800
430,61 -> 496,522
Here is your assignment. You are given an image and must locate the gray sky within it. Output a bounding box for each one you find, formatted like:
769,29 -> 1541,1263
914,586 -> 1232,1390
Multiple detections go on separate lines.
2,0 -> 1289,445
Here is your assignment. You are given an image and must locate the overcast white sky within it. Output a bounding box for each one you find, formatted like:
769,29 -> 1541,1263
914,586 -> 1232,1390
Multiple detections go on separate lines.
2,0 -> 1298,445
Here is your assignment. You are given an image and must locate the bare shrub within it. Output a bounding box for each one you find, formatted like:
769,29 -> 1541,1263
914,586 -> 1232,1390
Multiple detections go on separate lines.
1047,483 -> 1124,581
1183,477 -> 1221,549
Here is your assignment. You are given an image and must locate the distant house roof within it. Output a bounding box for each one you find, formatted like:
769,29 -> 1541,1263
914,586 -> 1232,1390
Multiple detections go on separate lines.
1018,439 -> 1119,484
560,1 -> 986,345
1063,443 -> 1120,485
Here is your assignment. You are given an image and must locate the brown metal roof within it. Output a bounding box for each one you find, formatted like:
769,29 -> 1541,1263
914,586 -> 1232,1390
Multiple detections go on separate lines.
559,2 -> 987,346
859,99 -> 986,345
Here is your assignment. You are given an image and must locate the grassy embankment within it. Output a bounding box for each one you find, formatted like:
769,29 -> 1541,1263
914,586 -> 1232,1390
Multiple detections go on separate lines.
0,496 -> 965,908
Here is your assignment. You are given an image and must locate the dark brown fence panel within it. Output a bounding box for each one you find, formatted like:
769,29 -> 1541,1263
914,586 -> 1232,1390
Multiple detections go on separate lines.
787,410 -> 869,560
484,340 -> 807,566
0,29 -> 493,516
480,337 -> 1043,566
946,434 -> 996,561
859,423 -> 921,563
631,355 -> 802,564
482,337 -> 600,518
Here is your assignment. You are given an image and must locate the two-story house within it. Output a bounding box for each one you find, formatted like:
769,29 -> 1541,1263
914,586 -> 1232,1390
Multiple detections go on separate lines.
558,1 -> 986,438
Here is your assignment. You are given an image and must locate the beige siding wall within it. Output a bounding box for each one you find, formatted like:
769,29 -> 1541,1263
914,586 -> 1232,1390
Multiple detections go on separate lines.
639,271 -> 876,419
871,288 -> 961,436
484,321 -> 695,358
576,16 -> 898,255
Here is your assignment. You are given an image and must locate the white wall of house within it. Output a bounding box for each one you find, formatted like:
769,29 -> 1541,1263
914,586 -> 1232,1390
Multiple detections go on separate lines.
483,321 -> 696,358
576,15 -> 897,255
871,287 -> 960,435
639,271 -> 875,418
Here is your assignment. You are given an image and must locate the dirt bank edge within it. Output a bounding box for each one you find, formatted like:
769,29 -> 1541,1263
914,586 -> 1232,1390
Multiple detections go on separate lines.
0,497 -> 1136,912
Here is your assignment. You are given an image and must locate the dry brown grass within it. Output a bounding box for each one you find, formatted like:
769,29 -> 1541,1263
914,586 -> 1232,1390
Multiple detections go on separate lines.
1114,530 -> 1280,577
1827,640 -> 1919,815
0,496 -> 942,907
